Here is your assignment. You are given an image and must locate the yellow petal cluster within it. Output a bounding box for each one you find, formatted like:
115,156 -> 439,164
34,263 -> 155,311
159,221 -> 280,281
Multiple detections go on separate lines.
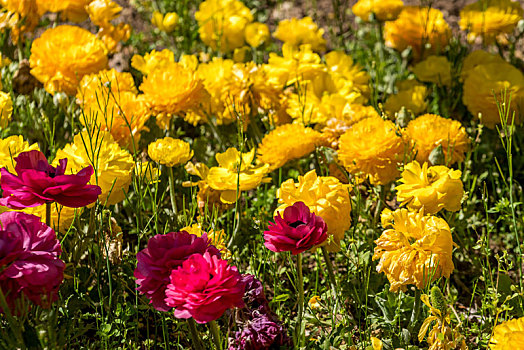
152,11 -> 178,33
257,123 -> 327,171
134,161 -> 161,185
273,17 -> 326,52
195,0 -> 253,52
0,135 -> 39,174
460,0 -> 523,44
0,91 -> 12,128
396,161 -> 464,215
29,25 -> 108,95
277,170 -> 352,252
86,0 -> 120,27
412,56 -> 452,86
131,49 -> 176,76
461,50 -> 505,81
206,148 -> 270,203
338,116 -> 405,185
54,131 -> 134,206
1,0 -> 40,41
148,137 -> 193,168
489,317 -> 524,350
384,6 -> 451,60
352,0 -> 404,22
462,61 -> 524,127
384,79 -> 428,116
180,223 -> 231,259
405,114 -> 470,165
38,0 -> 91,22
373,208 -> 455,292
244,22 -> 270,48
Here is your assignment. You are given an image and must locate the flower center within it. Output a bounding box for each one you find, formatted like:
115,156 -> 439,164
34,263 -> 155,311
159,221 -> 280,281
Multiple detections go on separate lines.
289,220 -> 305,228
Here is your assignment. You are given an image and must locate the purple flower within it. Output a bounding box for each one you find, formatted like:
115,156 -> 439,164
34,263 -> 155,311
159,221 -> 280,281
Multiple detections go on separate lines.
241,274 -> 270,315
134,231 -> 220,311
264,201 -> 328,255
0,150 -> 101,209
0,212 -> 65,313
229,313 -> 292,350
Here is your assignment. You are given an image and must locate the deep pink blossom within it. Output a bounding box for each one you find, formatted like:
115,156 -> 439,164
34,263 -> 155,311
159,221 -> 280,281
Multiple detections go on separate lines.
0,150 -> 101,209
134,231 -> 220,311
165,252 -> 245,324
0,211 -> 64,313
264,201 -> 328,255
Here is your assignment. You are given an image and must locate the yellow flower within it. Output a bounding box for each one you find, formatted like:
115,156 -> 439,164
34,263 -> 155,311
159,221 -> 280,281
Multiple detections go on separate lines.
384,6 -> 451,60
396,161 -> 464,215
0,135 -> 39,174
277,170 -> 352,252
233,46 -> 250,63
338,116 -> 405,185
195,0 -> 253,52
0,91 -> 12,128
38,0 -> 91,22
257,123 -> 327,171
371,337 -> 383,350
273,17 -> 326,52
207,147 -> 270,203
180,223 -> 231,259
54,131 -> 134,206
0,53 -> 11,68
384,79 -> 428,116
97,23 -> 131,53
86,0 -> 121,28
148,137 -> 193,167
460,50 -> 505,81
23,204 -> 79,233
460,0 -> 523,44
77,68 -> 137,102
308,296 -> 322,310
489,317 -> 524,349
135,161 -> 161,184
352,0 -> 404,22
412,55 -> 452,86
1,0 -> 40,42
131,49 -> 176,76
405,114 -> 470,165
29,25 -> 108,95
152,11 -> 179,33
245,22 -> 270,47
373,208 -> 455,292
325,51 -> 370,101
462,62 -> 524,128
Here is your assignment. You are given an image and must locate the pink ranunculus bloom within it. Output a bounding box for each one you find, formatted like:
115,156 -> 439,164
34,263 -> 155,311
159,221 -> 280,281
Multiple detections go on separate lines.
264,201 -> 328,255
0,211 -> 65,313
165,252 -> 245,324
134,231 -> 220,312
0,150 -> 101,209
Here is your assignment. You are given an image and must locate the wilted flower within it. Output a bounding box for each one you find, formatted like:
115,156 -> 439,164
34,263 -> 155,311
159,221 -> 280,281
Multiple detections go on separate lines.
352,0 -> 404,22
134,231 -> 220,311
460,0 -> 523,44
228,313 -> 292,349
405,114 -> 470,165
396,161 -> 464,215
373,208 -> 455,292
264,201 -> 328,255
0,91 -> 12,128
0,212 -> 64,312
489,316 -> 524,349
148,137 -> 193,168
29,25 -> 108,95
165,252 -> 245,323
239,274 -> 270,315
338,116 -> 405,184
245,22 -> 270,47
412,56 -> 452,86
384,80 -> 428,116
257,123 -> 326,171
277,170 -> 351,252
0,150 -> 101,209
151,11 -> 178,33
273,17 -> 326,52
384,6 -> 451,59
180,223 -> 230,259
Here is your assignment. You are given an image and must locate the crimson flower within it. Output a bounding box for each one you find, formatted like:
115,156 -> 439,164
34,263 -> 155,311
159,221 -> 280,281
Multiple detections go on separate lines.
0,150 -> 101,208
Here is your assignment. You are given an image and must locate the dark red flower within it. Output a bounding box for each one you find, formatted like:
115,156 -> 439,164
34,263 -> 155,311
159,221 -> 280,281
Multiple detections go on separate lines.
0,150 -> 101,208
264,201 -> 328,255
134,231 -> 220,311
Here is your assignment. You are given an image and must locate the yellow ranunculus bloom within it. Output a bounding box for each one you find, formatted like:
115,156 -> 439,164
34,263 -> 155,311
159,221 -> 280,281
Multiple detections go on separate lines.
384,6 -> 450,60
206,148 -> 270,203
152,11 -> 179,33
460,0 -> 523,44
86,0 -> 121,28
396,161 -> 464,214
245,22 -> 270,47
273,17 -> 326,52
131,49 -> 175,76
180,223 -> 231,259
148,137 -> 193,168
373,208 -> 455,292
405,114 -> 470,165
460,50 -> 505,81
338,116 -> 405,185
489,317 -> 524,349
412,55 -> 452,86
384,79 -> 428,116
352,0 -> 404,22
1,0 -> 40,42
277,170 -> 352,252
29,25 -> 108,96
0,91 -> 13,128
0,135 -> 39,174
38,0 -> 91,22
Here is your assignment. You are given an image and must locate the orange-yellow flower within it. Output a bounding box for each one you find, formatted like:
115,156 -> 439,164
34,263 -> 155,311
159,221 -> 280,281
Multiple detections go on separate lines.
384,79 -> 428,116
352,0 -> 404,22
131,49 -> 176,76
373,208 -> 455,292
489,317 -> 524,349
412,55 -> 452,86
273,17 -> 326,52
148,137 -> 193,168
1,0 -> 40,41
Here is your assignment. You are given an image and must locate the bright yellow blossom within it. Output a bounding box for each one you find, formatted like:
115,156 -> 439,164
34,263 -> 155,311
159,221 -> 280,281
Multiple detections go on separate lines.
0,135 -> 39,174
152,11 -> 179,33
131,49 -> 176,76
180,223 -> 231,259
273,17 -> 326,52
489,317 -> 524,349
384,80 -> 428,116
460,50 -> 505,81
86,0 -> 121,28
245,22 -> 270,47
0,91 -> 12,128
352,0 -> 404,22
148,137 -> 193,168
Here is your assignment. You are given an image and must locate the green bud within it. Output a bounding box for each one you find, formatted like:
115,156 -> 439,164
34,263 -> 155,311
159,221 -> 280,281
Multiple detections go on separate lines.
430,286 -> 447,316
429,144 -> 445,166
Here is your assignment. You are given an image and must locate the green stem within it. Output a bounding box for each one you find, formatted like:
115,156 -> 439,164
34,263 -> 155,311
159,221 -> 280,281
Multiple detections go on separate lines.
296,253 -> 305,347
409,289 -> 422,332
187,319 -> 204,350
167,166 -> 178,217
208,320 -> 223,350
46,202 -> 52,227
320,246 -> 337,290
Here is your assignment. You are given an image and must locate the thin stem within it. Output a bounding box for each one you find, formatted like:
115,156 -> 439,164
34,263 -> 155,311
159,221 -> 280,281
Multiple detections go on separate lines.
409,289 -> 422,333
167,166 -> 178,217
296,253 -> 305,347
320,246 -> 337,290
208,320 -> 223,350
46,202 -> 52,227
187,319 -> 204,350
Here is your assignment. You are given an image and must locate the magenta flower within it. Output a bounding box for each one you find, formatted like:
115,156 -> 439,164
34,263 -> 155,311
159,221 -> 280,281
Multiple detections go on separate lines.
165,252 -> 245,324
0,212 -> 65,313
134,231 -> 220,312
0,150 -> 101,209
264,201 -> 328,255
